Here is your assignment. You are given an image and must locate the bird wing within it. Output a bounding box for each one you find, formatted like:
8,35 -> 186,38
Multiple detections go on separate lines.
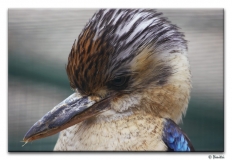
162,118 -> 195,151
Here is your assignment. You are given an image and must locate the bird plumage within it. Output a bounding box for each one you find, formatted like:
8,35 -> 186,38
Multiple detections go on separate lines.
24,9 -> 193,151
163,118 -> 194,151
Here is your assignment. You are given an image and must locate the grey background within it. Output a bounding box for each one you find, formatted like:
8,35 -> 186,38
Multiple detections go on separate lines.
8,9 -> 224,151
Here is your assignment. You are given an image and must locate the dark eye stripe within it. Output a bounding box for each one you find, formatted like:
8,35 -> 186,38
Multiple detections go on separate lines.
112,77 -> 127,86
107,76 -> 130,91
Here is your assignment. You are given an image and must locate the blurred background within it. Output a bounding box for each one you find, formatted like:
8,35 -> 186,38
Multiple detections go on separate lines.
8,9 -> 223,151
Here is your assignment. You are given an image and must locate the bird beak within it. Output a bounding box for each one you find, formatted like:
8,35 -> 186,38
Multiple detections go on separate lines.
23,92 -> 111,143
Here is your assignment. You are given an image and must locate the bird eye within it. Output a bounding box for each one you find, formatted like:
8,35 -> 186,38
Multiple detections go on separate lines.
107,76 -> 130,90
112,77 -> 126,86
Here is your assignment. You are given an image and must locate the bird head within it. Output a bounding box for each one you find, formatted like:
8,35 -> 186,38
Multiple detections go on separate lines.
23,9 -> 191,143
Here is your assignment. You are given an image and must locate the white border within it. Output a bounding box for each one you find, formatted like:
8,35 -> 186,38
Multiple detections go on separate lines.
2,0 -> 231,159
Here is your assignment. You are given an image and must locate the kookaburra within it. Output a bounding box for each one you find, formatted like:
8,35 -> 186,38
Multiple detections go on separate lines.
23,9 -> 194,151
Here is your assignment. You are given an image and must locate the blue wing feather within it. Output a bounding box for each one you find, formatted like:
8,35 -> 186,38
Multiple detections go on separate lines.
162,118 -> 194,151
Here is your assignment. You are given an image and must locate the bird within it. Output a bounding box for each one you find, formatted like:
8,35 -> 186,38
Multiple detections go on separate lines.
23,9 -> 194,151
